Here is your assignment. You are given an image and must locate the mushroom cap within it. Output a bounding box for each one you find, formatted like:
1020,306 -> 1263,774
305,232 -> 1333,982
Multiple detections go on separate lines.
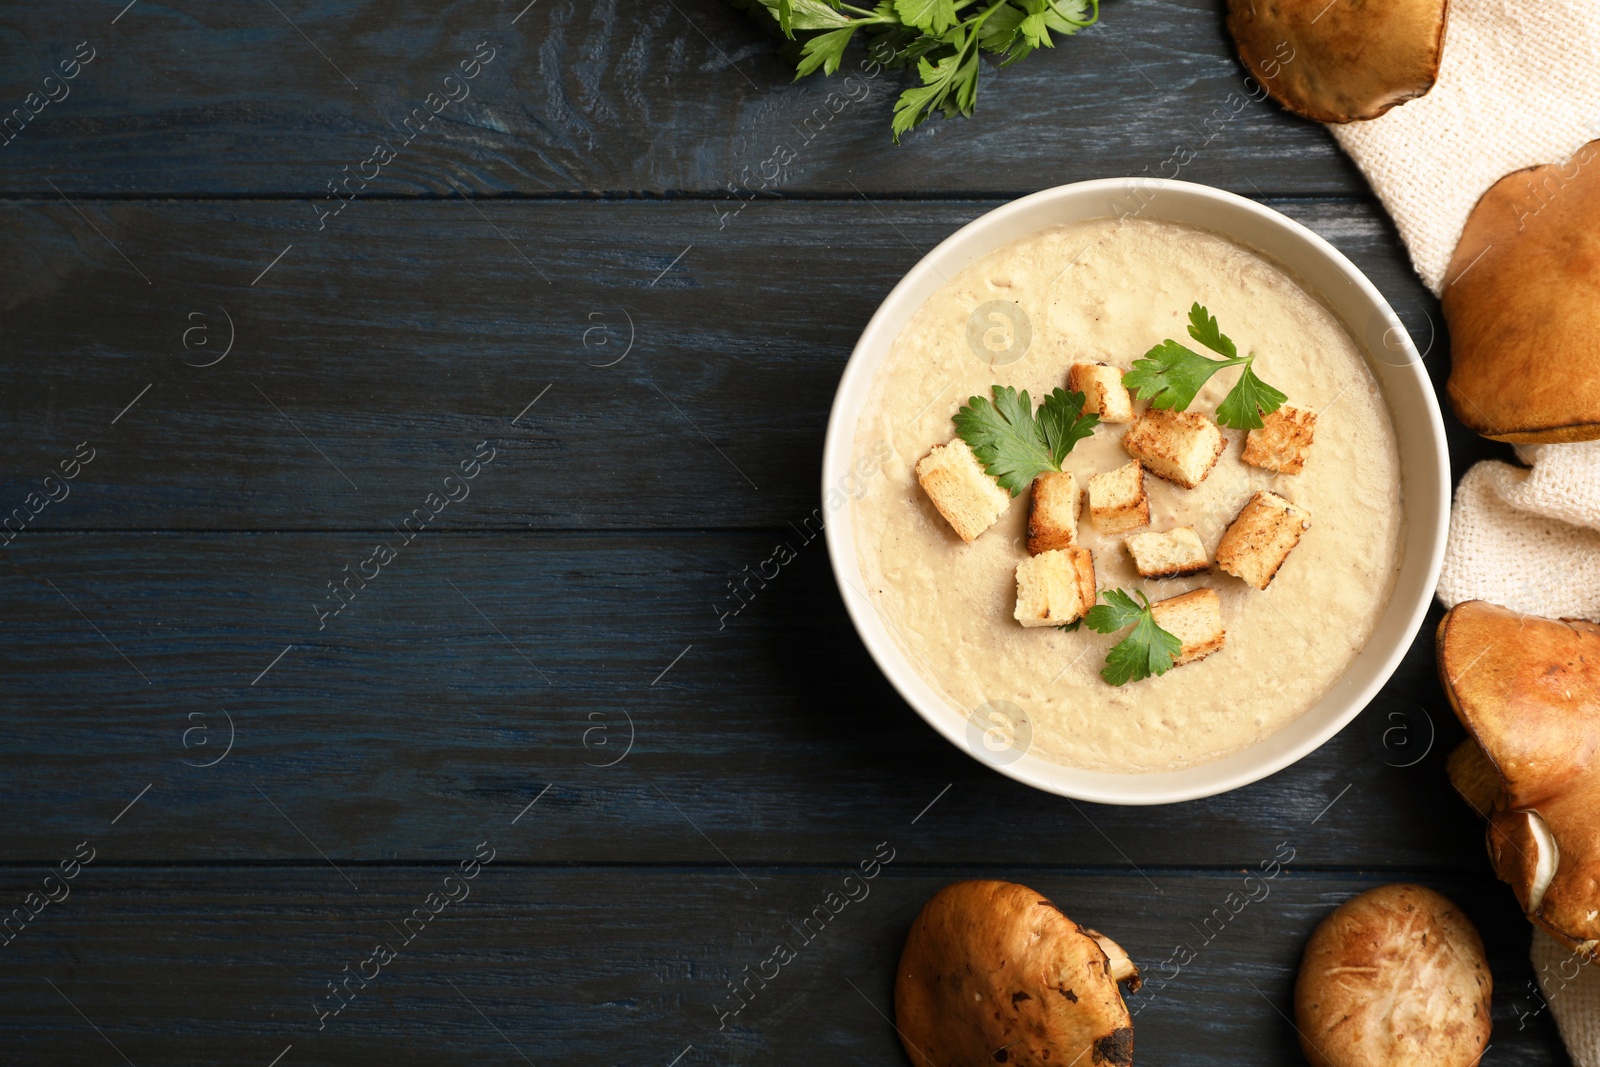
1226,0 -> 1449,124
894,880 -> 1135,1067
1438,600 -> 1600,953
1294,883 -> 1491,1067
1443,139 -> 1600,442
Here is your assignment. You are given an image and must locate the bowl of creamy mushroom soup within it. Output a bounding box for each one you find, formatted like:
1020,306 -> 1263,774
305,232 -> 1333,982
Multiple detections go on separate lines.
822,179 -> 1448,804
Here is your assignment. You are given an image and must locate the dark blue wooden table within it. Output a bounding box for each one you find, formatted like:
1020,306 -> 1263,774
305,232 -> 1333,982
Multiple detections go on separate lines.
0,2 -> 1570,1063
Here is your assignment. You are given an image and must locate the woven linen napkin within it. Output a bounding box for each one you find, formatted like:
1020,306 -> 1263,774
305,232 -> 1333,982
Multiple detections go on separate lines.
1321,0 -> 1600,1057
1436,442 -> 1600,623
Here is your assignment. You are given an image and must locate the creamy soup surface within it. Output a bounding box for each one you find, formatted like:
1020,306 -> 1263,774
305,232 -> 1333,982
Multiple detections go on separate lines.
851,216 -> 1404,773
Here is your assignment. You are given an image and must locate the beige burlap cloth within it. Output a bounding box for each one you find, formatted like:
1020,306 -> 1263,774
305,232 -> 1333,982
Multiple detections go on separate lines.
1437,443 -> 1600,622
1321,0 -> 1600,1057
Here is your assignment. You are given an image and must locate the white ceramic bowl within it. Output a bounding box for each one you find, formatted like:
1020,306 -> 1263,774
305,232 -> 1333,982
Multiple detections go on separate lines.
822,178 -> 1449,805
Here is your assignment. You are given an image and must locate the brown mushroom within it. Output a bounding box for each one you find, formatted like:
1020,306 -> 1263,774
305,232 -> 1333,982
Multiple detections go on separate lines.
1295,883 -> 1491,1067
1443,139 -> 1600,442
1226,0 -> 1450,124
1438,600 -> 1600,955
894,880 -> 1139,1067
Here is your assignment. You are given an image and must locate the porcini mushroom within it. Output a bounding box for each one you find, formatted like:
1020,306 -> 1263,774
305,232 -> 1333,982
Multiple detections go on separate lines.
1443,139 -> 1600,442
894,880 -> 1139,1067
1438,599 -> 1600,955
1295,883 -> 1491,1067
1226,0 -> 1450,123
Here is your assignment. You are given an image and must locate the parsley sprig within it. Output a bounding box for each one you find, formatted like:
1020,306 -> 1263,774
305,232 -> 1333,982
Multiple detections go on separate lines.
1122,304 -> 1288,430
737,0 -> 1101,141
953,385 -> 1099,496
1083,588 -> 1183,686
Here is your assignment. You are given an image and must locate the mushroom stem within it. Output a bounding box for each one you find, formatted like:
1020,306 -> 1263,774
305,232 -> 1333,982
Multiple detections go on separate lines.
1527,810 -> 1561,913
1084,928 -> 1142,991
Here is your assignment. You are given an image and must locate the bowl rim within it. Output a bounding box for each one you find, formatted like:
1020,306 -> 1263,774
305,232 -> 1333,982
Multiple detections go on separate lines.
821,177 -> 1450,805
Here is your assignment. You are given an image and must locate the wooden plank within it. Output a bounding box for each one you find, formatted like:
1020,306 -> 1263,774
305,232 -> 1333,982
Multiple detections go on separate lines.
0,865 -> 1565,1064
0,529 -> 1495,869
0,0 -> 1365,199
0,197 -> 1494,530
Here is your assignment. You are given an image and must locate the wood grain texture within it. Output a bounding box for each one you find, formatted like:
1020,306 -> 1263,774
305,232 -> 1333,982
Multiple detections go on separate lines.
0,0 -> 1366,198
0,866 -> 1566,1065
0,1 -> 1564,1061
0,196 -> 1488,530
0,529 -> 1487,869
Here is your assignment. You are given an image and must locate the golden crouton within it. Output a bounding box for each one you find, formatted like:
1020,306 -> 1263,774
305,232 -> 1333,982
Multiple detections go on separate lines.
1122,408 -> 1226,489
1126,527 -> 1209,580
1216,491 -> 1312,590
1068,362 -> 1134,423
1014,546 -> 1096,628
1026,471 -> 1079,554
1087,461 -> 1149,535
1150,588 -> 1226,665
1242,403 -> 1317,475
916,438 -> 1010,543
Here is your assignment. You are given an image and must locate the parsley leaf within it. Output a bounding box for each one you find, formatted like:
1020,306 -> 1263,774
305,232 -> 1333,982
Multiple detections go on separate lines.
894,0 -> 957,34
1214,363 -> 1288,432
893,47 -> 980,139
1186,302 -> 1236,358
1082,588 -> 1183,686
953,385 -> 1048,496
952,386 -> 1098,496
1041,0 -> 1097,32
796,26 -> 859,76
773,0 -> 855,32
978,3 -> 1028,48
1121,303 -> 1287,430
1083,588 -> 1147,633
1038,386 -> 1100,465
1121,339 -> 1225,412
